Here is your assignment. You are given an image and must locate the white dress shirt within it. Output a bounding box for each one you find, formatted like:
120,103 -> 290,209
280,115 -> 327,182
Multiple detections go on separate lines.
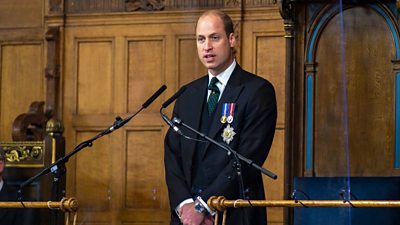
207,59 -> 236,101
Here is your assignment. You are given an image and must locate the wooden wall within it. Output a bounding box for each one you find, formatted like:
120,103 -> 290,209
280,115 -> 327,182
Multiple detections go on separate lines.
0,0 -> 46,141
283,1 -> 400,179
0,1 -> 286,225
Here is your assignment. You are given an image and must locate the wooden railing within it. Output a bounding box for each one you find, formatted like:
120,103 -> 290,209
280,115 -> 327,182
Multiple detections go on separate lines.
207,196 -> 400,225
0,197 -> 78,225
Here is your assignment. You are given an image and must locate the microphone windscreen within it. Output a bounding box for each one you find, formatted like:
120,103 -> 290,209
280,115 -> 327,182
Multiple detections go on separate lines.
142,85 -> 167,108
162,86 -> 187,108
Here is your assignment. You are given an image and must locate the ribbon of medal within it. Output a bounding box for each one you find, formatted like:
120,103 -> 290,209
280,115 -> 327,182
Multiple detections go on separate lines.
227,103 -> 235,123
220,103 -> 229,124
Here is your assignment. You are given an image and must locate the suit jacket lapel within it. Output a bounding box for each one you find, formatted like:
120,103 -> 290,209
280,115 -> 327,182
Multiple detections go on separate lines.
203,65 -> 244,156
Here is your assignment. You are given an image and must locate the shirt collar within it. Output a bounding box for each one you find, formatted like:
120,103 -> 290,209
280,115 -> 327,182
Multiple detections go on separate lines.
0,179 -> 3,192
208,59 -> 236,86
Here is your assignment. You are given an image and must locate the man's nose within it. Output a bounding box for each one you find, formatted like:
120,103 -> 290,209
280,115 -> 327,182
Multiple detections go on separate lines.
204,39 -> 212,50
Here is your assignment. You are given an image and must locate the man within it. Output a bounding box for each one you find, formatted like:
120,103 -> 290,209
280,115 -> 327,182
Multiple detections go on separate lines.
0,148 -> 23,225
164,10 -> 277,225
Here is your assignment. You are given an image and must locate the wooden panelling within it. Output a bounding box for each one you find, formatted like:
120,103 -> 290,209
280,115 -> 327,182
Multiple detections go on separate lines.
65,0 -> 277,13
75,131 -> 112,211
127,38 -> 165,114
0,0 -> 43,28
125,129 -> 167,209
0,43 -> 44,140
77,41 -> 114,114
119,210 -> 170,222
264,129 -> 285,222
66,0 -> 125,13
177,37 -> 207,86
76,212 -> 112,224
268,223 -> 284,225
314,7 -> 394,176
254,33 -> 286,126
240,17 -> 285,224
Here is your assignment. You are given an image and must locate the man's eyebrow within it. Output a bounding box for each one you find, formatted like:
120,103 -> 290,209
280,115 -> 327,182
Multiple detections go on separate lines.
197,33 -> 220,37
208,33 -> 219,36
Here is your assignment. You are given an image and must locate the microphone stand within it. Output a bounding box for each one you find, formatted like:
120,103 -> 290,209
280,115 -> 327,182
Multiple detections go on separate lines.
172,117 -> 276,225
19,85 -> 166,225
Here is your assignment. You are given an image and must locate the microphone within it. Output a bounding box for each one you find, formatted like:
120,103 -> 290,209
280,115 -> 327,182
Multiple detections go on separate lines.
143,85 -> 167,108
160,86 -> 187,135
109,85 -> 167,132
162,86 -> 187,108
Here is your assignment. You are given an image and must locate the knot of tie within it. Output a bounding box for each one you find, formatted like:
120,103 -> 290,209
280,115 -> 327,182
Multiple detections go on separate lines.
208,77 -> 220,93
207,77 -> 220,115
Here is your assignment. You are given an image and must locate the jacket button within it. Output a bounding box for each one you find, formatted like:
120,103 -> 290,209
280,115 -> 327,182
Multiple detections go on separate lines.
227,176 -> 232,180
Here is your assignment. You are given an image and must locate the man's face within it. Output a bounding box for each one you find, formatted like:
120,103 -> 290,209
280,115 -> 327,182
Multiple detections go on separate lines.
196,14 -> 236,75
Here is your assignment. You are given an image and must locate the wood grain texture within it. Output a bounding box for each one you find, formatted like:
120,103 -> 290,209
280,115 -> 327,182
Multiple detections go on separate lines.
0,0 -> 43,28
314,7 -> 394,176
0,44 -> 45,140
77,41 -> 114,114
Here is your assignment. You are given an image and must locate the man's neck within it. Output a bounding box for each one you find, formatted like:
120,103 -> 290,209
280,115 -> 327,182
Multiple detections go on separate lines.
208,58 -> 235,76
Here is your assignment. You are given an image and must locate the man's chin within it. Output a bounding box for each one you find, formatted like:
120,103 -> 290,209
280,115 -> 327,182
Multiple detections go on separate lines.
204,65 -> 218,72
202,60 -> 216,67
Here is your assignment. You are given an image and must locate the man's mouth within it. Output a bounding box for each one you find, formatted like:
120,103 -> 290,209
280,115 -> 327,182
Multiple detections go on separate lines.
204,54 -> 216,62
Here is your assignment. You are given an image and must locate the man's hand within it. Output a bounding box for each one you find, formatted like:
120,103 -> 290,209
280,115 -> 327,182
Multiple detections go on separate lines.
201,215 -> 214,225
179,202 -> 206,225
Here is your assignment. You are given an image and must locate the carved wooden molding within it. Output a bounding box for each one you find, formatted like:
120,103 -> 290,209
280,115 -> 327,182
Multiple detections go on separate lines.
45,26 -> 61,119
0,141 -> 44,166
225,0 -> 241,7
125,0 -> 165,11
12,102 -> 49,141
65,0 -> 276,13
49,0 -> 64,13
278,0 -> 295,20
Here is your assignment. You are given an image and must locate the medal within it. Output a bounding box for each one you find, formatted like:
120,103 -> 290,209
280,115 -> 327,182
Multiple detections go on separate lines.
222,124 -> 236,144
220,116 -> 227,124
220,103 -> 228,124
227,103 -> 235,123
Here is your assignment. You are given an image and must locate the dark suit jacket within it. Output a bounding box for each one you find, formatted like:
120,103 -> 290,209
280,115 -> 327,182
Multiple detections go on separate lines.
164,64 -> 277,225
0,181 -> 23,225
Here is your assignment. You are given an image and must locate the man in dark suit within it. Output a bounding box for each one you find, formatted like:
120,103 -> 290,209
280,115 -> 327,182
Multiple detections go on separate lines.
0,149 -> 23,225
164,10 -> 277,225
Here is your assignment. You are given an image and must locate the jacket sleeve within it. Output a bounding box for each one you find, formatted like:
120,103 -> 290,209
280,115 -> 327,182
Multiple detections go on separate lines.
164,98 -> 193,211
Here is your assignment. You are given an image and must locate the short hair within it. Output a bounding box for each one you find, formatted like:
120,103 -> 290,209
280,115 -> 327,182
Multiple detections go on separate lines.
198,10 -> 235,38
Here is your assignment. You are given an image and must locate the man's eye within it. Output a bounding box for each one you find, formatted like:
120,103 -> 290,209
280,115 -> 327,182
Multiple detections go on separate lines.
212,36 -> 220,41
197,37 -> 205,42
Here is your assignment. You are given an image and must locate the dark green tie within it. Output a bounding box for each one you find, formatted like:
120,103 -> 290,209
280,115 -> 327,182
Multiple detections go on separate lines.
208,77 -> 220,115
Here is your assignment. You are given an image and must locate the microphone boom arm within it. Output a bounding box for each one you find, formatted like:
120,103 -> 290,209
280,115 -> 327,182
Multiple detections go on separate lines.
19,85 -> 167,190
172,117 -> 277,180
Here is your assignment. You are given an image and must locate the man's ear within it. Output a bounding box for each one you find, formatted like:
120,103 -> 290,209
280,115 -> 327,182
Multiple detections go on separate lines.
229,33 -> 236,48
